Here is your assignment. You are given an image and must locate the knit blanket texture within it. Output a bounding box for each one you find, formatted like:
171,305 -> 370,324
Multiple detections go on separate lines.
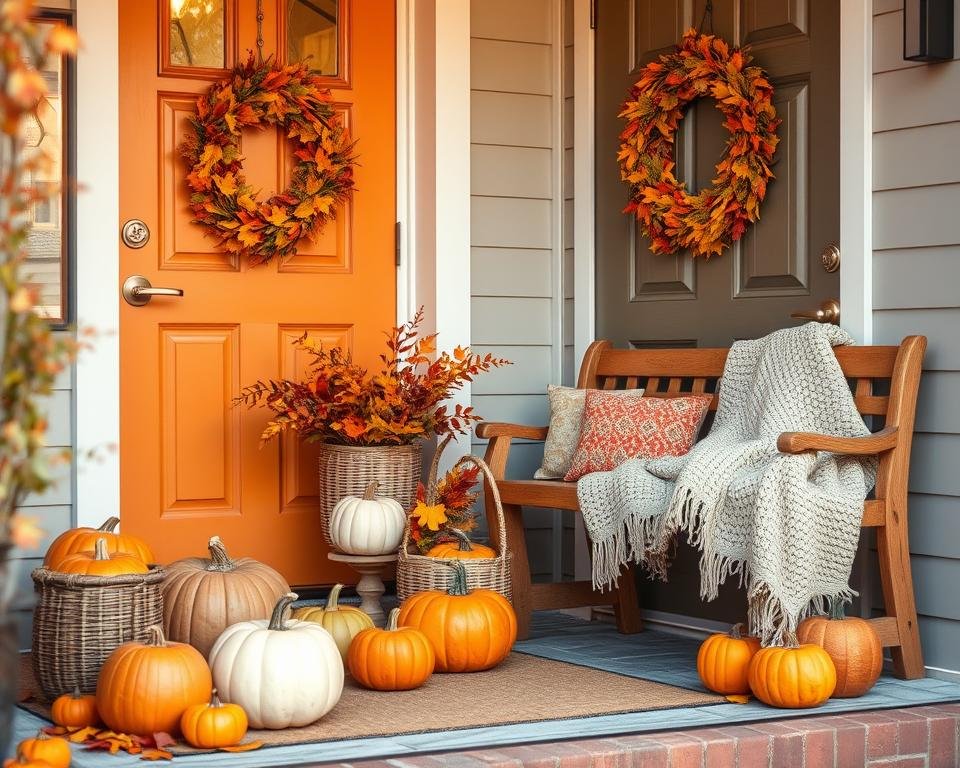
576,323 -> 876,645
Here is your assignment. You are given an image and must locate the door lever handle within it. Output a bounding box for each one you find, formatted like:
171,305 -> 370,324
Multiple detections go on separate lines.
790,298 -> 840,324
122,275 -> 184,307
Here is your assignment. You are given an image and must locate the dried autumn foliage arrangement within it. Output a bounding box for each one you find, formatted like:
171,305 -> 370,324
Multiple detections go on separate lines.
237,308 -> 510,446
0,2 -> 80,558
410,436 -> 483,552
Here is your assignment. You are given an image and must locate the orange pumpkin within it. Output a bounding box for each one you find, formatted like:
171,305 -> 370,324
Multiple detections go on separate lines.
180,689 -> 248,749
44,516 -> 154,569
426,529 -> 496,559
398,561 -> 516,672
797,599 -> 883,697
747,643 -> 837,708
55,538 -> 148,577
348,607 -> 436,690
51,686 -> 99,728
15,731 -> 70,768
96,625 -> 212,735
696,623 -> 761,695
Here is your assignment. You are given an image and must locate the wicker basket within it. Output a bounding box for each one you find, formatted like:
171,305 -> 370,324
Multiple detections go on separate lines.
31,567 -> 165,701
318,442 -> 422,546
397,453 -> 513,603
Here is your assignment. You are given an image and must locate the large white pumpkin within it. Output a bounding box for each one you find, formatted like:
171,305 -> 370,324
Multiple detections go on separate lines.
329,480 -> 406,555
208,592 -> 344,729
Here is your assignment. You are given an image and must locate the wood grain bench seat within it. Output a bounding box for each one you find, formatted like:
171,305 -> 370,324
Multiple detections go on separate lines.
477,336 -> 927,680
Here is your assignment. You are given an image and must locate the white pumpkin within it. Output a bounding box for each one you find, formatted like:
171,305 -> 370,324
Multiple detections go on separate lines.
329,480 -> 406,555
208,592 -> 344,729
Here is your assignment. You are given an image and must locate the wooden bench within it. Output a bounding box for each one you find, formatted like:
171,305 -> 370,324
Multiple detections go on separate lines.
478,336 -> 927,680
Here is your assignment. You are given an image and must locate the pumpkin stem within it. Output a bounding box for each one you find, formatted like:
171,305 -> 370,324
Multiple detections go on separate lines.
326,583 -> 344,611
71,684 -> 82,699
210,688 -> 223,708
444,560 -> 470,596
97,516 -> 121,532
386,607 -> 401,631
268,592 -> 299,631
34,729 -> 50,740
206,535 -> 236,572
450,528 -> 475,552
362,480 -> 379,500
145,624 -> 167,647
827,596 -> 848,621
729,622 -> 746,639
783,630 -> 800,649
93,538 -> 109,561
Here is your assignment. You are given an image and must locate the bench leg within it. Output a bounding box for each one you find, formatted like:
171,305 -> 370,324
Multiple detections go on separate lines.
876,497 -> 925,679
491,500 -> 533,641
612,563 -> 643,634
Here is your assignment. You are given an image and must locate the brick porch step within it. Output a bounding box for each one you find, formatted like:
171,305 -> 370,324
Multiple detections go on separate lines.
338,704 -> 960,768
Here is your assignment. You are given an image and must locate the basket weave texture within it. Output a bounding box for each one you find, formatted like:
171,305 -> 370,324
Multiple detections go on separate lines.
318,442 -> 422,546
30,567 -> 165,701
397,452 -> 513,603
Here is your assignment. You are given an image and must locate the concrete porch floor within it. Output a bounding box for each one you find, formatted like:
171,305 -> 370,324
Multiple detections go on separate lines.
13,612 -> 960,767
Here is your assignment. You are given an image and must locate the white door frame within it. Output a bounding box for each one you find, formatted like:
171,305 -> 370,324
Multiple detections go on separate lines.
571,0 -> 874,364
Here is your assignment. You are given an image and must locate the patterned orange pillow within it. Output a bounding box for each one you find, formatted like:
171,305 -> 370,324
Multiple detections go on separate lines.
564,391 -> 713,481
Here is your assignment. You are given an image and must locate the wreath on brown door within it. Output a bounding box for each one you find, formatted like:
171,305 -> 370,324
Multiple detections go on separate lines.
618,30 -> 780,258
180,54 -> 356,266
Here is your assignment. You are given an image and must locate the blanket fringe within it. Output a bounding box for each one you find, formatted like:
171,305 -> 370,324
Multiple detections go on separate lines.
590,512 -> 663,591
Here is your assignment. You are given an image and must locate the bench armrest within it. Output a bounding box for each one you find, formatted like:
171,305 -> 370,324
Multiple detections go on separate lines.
777,425 -> 899,456
475,422 -> 549,441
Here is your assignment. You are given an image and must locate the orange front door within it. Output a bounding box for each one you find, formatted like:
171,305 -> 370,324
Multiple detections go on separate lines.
118,0 -> 396,587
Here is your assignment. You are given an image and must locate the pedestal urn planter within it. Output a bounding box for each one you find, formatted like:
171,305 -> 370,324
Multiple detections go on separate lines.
318,443 -> 422,546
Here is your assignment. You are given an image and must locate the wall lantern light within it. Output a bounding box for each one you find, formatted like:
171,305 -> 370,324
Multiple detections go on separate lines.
904,0 -> 954,62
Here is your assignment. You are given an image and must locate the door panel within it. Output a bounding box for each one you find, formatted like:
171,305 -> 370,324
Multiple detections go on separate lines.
596,0 -> 838,620
597,0 -> 839,350
120,0 -> 395,587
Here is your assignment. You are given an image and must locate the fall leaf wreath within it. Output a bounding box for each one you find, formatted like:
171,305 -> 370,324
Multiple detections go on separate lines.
180,54 -> 356,266
618,29 -> 781,258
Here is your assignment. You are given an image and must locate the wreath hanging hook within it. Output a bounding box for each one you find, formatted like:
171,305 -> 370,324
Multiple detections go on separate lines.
255,0 -> 265,63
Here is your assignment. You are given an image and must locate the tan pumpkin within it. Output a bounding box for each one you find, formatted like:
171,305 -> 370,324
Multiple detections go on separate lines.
696,623 -> 761,695
398,561 -> 516,672
56,538 -> 149,577
348,608 -> 435,691
51,686 -> 99,728
797,599 -> 883,697
747,643 -> 837,708
161,535 -> 290,658
15,731 -> 71,768
426,529 -> 496,559
44,516 -> 154,569
291,583 -> 374,661
96,625 -> 212,735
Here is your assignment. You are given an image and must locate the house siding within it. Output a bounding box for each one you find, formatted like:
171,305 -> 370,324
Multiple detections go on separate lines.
872,0 -> 960,676
469,0 -> 574,582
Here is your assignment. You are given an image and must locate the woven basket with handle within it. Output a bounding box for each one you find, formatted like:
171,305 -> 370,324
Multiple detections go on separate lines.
30,567 -> 165,701
397,446 -> 512,603
318,442 -> 422,546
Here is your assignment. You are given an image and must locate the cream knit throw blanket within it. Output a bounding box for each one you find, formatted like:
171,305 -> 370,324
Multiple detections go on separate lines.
576,323 -> 877,645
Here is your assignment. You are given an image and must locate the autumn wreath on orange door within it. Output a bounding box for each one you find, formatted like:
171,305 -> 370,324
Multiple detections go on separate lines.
180,54 -> 356,266
618,29 -> 780,258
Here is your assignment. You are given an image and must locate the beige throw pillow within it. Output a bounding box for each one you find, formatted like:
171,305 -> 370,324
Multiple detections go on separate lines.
534,385 -> 645,480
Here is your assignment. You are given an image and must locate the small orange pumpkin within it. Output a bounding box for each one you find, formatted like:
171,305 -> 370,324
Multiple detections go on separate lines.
748,642 -> 837,708
55,538 -> 148,577
398,560 -> 516,672
797,598 -> 883,697
180,689 -> 248,749
97,624 -> 212,735
51,686 -> 99,728
348,607 -> 436,690
44,516 -> 154,569
696,622 -> 761,695
15,730 -> 71,768
426,529 -> 496,559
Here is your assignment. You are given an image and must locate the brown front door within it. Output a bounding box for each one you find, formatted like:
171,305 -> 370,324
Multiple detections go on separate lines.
118,0 -> 396,588
596,1 -> 840,348
595,1 -> 840,622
